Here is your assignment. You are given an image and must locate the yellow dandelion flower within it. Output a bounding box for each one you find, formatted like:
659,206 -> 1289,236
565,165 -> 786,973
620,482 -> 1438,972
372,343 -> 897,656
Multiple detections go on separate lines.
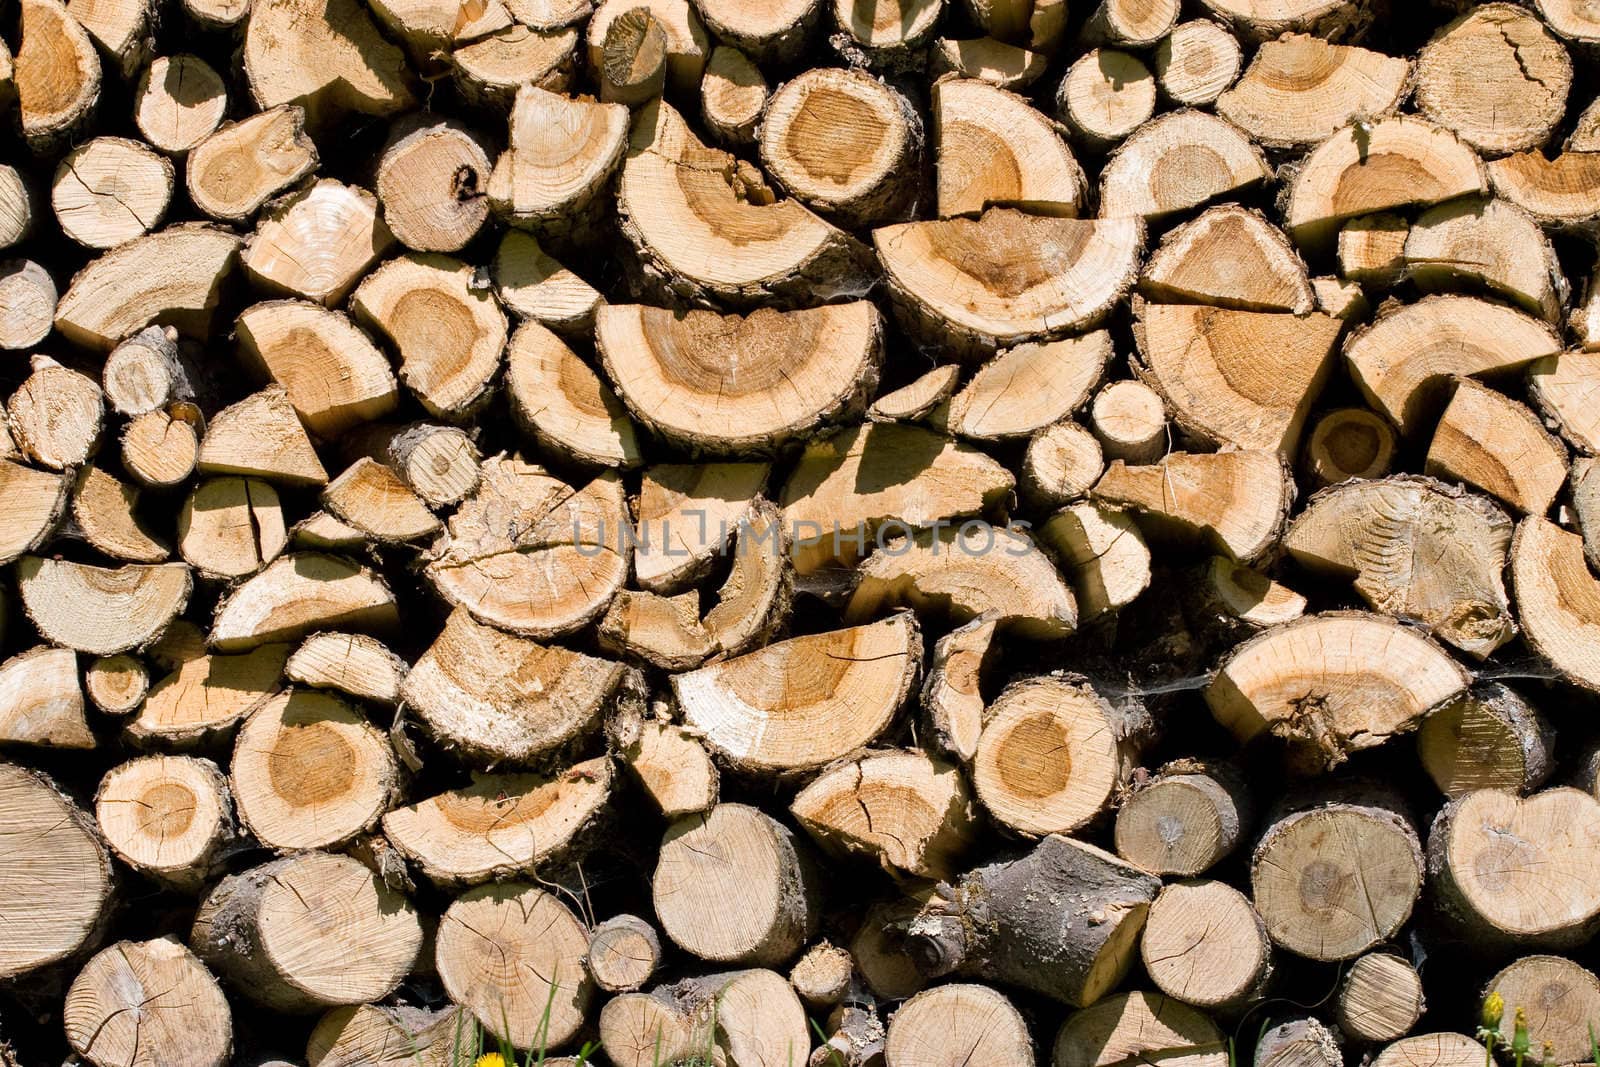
1482,991 -> 1504,1029
473,1054 -> 508,1067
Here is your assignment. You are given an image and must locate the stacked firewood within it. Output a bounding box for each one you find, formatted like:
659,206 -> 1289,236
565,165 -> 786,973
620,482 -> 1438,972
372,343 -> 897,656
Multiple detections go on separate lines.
6,0 -> 1600,1062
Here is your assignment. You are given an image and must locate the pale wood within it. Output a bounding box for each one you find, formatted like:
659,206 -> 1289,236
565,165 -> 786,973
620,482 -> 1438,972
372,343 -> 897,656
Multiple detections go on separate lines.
1153,21 -> 1240,106
598,7 -> 667,105
1040,501 -> 1152,619
65,938 -> 231,1067
1217,34 -> 1408,148
211,552 -> 398,651
377,118 -> 491,253
505,320 -> 641,468
291,510 -> 367,551
8,358 -> 103,470
921,614 -> 994,763
693,0 -> 818,63
1141,881 -> 1269,1012
121,409 -> 200,488
1059,49 -> 1155,148
833,0 -> 943,52
0,166 -> 32,250
187,106 -> 318,222
492,230 -> 602,335
488,85 -> 627,230
243,180 -> 394,305
1372,1035 -> 1485,1067
126,622 -> 289,746
237,301 -> 399,438
286,632 -> 406,705
1115,759 -> 1250,876
71,464 -> 168,563
1415,4 -> 1570,155
0,259 -> 56,350
699,45 -> 766,143
944,332 -> 1107,442
1022,422 -> 1103,508
1080,0 -> 1176,47
183,0 -> 248,30
1530,350 -> 1600,454
587,0 -> 708,92
83,653 -> 148,715
1338,213 -> 1408,284
1418,684 -> 1554,799
1256,1019 -> 1341,1067
939,77 -> 1084,217
791,941 -> 852,1007
1139,204 -> 1313,314
887,984 -> 1034,1066
347,421 -> 480,508
930,36 -> 1047,90
1091,449 -> 1292,563
870,366 -> 960,422
1510,516 -> 1600,691
621,719 -> 719,817
1405,198 -> 1563,321
451,25 -> 578,109
1426,378 -> 1566,516
0,645 -> 94,750
323,458 -> 440,543
306,1004 -> 472,1067
95,755 -> 234,889
961,0 -> 1065,50
1487,149 -> 1600,226
634,462 -> 768,592
1337,952 -> 1424,1043
15,0 -> 101,152
18,558 -> 188,656
242,0 -> 415,124
1099,111 -> 1267,221
198,387 -> 328,487
1483,955 -> 1600,1063
364,0 -> 510,56
587,914 -> 661,993
1302,407 -> 1395,488
1053,991 -> 1225,1067
102,326 -> 192,417
134,55 -> 227,154
1311,274 -> 1368,319
1198,0 -> 1368,40
52,137 -> 172,249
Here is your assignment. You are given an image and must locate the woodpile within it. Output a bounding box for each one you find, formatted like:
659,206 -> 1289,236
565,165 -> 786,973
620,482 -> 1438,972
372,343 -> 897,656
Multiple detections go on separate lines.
10,0 -> 1600,1064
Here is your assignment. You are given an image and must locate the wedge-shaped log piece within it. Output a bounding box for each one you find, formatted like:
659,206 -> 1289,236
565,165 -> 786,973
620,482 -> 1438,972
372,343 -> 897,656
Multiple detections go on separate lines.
18,558 -> 189,656
1284,477 -> 1514,657
1092,450 -> 1291,563
187,106 -> 318,223
488,86 -> 627,227
634,463 -> 769,593
619,99 -> 872,307
323,458 -> 439,543
505,321 -> 641,469
1139,205 -> 1312,314
243,180 -> 394,306
596,302 -> 881,456
401,608 -> 623,764
72,465 -> 168,563
0,763 -> 114,981
618,721 -> 717,820
452,25 -> 578,107
286,632 -> 407,705
1134,303 -> 1340,454
1418,684 -> 1554,799
1206,612 -> 1469,772
791,749 -> 975,880
1344,296 -> 1561,434
386,760 -> 611,887
906,835 -> 1160,1007
673,614 -> 920,774
941,331 -> 1109,441
0,460 -> 68,565
352,253 -> 507,422
974,675 -> 1146,838
237,301 -> 398,438
366,0 -> 510,56
780,423 -> 1013,575
586,0 -> 706,90
1426,379 -> 1566,516
243,0 -> 415,123
1529,351 -> 1600,454
888,985 -> 1033,1065
492,231 -> 600,335
347,422 -> 480,508
308,1005 -> 476,1067
1430,788 -> 1600,949
0,646 -> 92,749
1040,502 -> 1152,619
1216,35 -> 1408,149
1284,118 -> 1487,247
16,0 -> 101,152
1511,516 -> 1600,692
921,615 -> 993,768
932,36 -> 1048,90
702,498 -> 792,655
127,624 -> 289,747
1484,955 -> 1600,1065
1100,111 -> 1268,221
133,54 -> 227,153
426,458 -> 628,637
934,77 -> 1084,219
845,525 -> 1076,640
211,553 -> 398,652
1406,199 -> 1562,322
875,208 -> 1142,357
198,388 -> 328,487
1415,4 -> 1570,156
1198,0 -> 1366,40
1053,991 -> 1225,1067
55,225 -> 240,351
1487,150 -> 1600,226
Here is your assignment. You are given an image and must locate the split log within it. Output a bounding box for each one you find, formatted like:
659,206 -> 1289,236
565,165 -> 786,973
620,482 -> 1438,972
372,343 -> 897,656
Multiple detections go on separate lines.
346,422 -> 480,508
1140,880 -> 1270,1013
1206,612 -> 1469,772
1058,49 -> 1155,149
1426,378 -> 1566,515
1510,516 -> 1600,691
973,675 -> 1146,837
694,0 -> 817,63
1283,477 -> 1514,658
1282,118 -> 1486,247
699,45 -> 766,143
603,969 -> 809,1067
653,803 -> 820,965
133,54 -> 228,154
452,25 -> 578,108
0,166 -> 32,249
492,231 -> 601,336
102,326 -> 193,417
242,0 -> 414,124
17,558 -> 190,656
505,321 -> 641,469
1181,556 -> 1306,643
598,590 -> 714,670
931,36 -> 1047,89
1336,952 -> 1424,1043
64,938 -> 232,1067
1428,787 -> 1600,948
0,260 -> 56,351
886,984 -> 1035,1066
351,253 -> 506,421
187,106 -> 318,223
1337,213 -> 1408,284
401,608 -> 622,764
961,0 -> 1065,50
1406,199 -> 1563,322
1039,502 -> 1152,619
1252,788 -> 1422,961
0,762 -> 114,980
210,552 -> 398,651
905,835 -> 1160,1007
790,941 -> 852,1007
1153,21 -> 1241,106
1417,684 -> 1554,799
621,719 -> 718,816
1139,204 -> 1312,314
1052,991 -> 1225,1067
183,0 -> 248,33
587,914 -> 662,993
1021,422 -> 1104,509
487,85 -> 626,236
178,477 -> 288,579
323,458 -> 440,543
587,0 -> 707,92
1198,0 -> 1369,41
0,645 -> 94,749
873,207 -> 1143,357
1216,35 -> 1408,149
1342,296 -> 1560,434
632,464 -> 765,593
673,614 -> 920,774
1414,4 -> 1570,156
191,851 -> 423,1012
598,302 -> 880,456
942,332 -> 1109,441
72,465 -> 169,563
1302,407 -> 1396,488
791,749 -> 977,878
54,224 -> 241,351
1487,150 -> 1600,227
436,883 -> 593,1048
15,0 -> 102,152
423,459 -> 629,638
1529,351 -> 1600,455
921,614 -> 994,762
1098,111 -> 1268,221
52,137 -> 172,249
1373,1035 -> 1485,1067
1114,759 -> 1250,876
196,388 -> 327,486
95,755 -> 234,890
1091,449 -> 1292,563
1573,458 -> 1600,568
7,357 -> 103,470
83,654 -> 149,715
126,623 -> 289,746
285,632 -> 407,705
936,78 -> 1082,219
870,366 -> 959,422
243,180 -> 394,305
1483,955 -> 1600,1065
229,689 -> 399,851
1256,1019 -> 1341,1067
291,510 -> 368,551
306,1004 -> 470,1067
381,758 -> 612,884
376,119 -> 491,253
596,7 -> 667,105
